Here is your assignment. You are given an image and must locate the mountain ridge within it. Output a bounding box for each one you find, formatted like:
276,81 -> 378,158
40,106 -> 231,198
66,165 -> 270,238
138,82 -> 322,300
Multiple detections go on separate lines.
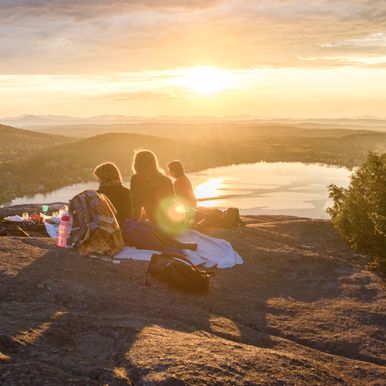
2,114 -> 386,130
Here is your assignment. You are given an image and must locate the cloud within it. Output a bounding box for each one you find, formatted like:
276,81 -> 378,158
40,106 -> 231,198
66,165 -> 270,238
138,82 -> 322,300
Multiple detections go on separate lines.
99,91 -> 176,101
298,55 -> 386,67
0,0 -> 386,73
0,0 -> 226,21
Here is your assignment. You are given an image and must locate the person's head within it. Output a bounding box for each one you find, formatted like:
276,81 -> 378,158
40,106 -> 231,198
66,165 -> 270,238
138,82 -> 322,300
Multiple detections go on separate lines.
133,149 -> 161,174
168,160 -> 185,178
94,162 -> 122,185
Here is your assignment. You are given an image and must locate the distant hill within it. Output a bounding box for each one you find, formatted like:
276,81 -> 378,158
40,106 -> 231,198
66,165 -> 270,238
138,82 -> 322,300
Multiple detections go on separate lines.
0,124 -> 73,163
25,132 -> 220,176
1,114 -> 54,127
0,132 -> 221,203
2,114 -> 386,133
0,114 -> 161,127
1,129 -> 386,204
0,114 -> 77,127
19,122 -> 380,139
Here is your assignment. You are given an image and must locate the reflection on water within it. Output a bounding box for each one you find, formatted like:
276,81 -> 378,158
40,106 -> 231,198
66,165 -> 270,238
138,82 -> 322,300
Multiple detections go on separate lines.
10,181 -> 100,207
194,177 -> 224,200
190,162 -> 351,218
9,162 -> 351,219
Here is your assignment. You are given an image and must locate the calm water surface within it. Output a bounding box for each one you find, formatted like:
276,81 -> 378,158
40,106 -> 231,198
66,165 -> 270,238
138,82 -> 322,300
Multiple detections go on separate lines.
9,162 -> 351,219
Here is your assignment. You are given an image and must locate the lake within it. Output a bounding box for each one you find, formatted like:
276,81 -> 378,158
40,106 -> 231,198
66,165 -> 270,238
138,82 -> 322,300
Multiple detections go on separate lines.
9,162 -> 351,219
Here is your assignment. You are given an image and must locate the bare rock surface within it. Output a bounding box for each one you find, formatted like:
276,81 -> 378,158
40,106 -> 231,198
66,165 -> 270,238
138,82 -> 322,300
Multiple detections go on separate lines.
0,215 -> 385,385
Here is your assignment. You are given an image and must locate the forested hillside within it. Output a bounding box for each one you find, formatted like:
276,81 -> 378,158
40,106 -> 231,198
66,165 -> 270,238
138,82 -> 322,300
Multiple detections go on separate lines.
1,126 -> 386,204
0,124 -> 73,163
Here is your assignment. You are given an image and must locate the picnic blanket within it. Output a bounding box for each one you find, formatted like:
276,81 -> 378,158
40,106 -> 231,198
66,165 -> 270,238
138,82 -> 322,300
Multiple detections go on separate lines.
44,222 -> 243,268
114,229 -> 243,269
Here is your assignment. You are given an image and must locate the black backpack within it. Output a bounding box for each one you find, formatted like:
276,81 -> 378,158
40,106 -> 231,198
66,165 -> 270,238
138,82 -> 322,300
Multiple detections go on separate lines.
221,208 -> 244,227
196,207 -> 244,228
146,253 -> 214,293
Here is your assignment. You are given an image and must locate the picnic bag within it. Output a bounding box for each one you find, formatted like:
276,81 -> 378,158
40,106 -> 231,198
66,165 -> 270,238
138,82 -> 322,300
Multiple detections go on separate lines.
146,253 -> 214,293
196,207 -> 244,228
68,190 -> 124,256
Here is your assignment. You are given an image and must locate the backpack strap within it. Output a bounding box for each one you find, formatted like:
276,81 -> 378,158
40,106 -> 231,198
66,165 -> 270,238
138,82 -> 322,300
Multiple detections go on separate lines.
161,253 -> 195,267
68,192 -> 91,247
145,253 -> 160,286
160,253 -> 215,277
76,193 -> 93,241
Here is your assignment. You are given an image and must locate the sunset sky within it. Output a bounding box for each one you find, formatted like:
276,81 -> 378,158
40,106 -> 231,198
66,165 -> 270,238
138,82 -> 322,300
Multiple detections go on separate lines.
1,0 -> 385,118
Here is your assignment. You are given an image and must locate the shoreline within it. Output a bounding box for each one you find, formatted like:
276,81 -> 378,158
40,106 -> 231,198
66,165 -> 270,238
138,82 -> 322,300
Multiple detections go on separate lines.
0,158 -> 355,207
1,161 -> 350,219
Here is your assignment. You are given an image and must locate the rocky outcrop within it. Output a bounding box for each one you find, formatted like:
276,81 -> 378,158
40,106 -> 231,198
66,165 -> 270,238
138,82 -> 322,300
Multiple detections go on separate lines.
0,216 -> 385,385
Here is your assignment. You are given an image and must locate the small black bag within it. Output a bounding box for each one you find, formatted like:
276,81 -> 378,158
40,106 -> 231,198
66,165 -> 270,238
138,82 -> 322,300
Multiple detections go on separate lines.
146,253 -> 214,293
221,208 -> 244,227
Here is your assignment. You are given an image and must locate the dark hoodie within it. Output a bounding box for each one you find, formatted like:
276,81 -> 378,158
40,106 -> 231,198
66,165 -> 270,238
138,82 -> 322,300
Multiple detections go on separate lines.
97,182 -> 132,226
130,173 -> 175,223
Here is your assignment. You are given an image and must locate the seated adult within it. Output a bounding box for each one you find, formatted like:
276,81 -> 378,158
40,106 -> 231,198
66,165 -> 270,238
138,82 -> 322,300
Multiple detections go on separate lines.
168,160 -> 197,209
130,150 -> 176,228
94,162 -> 132,226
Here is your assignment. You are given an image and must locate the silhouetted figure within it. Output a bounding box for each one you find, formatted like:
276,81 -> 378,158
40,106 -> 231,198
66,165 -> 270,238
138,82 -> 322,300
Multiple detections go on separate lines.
130,150 -> 175,225
168,160 -> 197,209
94,162 -> 132,226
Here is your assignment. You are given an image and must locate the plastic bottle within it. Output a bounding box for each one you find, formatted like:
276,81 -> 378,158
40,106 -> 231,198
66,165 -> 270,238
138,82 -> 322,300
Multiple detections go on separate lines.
58,205 -> 68,218
57,214 -> 71,248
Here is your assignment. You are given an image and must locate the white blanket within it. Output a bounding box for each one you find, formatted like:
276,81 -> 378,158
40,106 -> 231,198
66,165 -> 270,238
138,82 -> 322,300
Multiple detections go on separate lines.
43,222 -> 243,269
114,229 -> 243,269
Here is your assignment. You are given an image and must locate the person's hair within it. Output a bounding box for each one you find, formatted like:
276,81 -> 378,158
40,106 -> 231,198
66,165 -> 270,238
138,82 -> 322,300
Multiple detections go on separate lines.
94,162 -> 122,184
132,149 -> 161,174
168,160 -> 185,178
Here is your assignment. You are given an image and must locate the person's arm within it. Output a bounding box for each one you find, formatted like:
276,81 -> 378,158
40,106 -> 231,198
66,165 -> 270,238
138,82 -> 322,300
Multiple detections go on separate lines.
173,178 -> 184,199
166,176 -> 176,197
130,177 -> 142,219
175,176 -> 194,200
120,188 -> 133,220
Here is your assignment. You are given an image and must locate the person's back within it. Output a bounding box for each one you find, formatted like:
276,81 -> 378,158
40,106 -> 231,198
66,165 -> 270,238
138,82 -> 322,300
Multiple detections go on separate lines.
174,174 -> 197,208
94,162 -> 132,226
97,183 -> 132,226
131,172 -> 174,223
130,150 -> 175,226
168,160 -> 197,209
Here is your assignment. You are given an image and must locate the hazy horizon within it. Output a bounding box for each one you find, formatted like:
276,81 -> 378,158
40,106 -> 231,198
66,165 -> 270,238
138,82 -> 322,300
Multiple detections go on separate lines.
2,113 -> 386,121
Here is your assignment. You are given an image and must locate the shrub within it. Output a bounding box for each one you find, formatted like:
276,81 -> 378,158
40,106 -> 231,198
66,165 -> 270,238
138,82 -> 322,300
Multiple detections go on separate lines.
327,152 -> 386,271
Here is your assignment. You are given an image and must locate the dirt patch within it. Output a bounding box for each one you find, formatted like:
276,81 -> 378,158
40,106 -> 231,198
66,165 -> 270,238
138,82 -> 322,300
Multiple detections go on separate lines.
0,216 -> 385,385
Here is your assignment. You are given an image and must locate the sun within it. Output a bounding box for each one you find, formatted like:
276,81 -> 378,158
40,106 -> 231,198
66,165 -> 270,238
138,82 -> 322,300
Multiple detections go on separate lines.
176,66 -> 238,95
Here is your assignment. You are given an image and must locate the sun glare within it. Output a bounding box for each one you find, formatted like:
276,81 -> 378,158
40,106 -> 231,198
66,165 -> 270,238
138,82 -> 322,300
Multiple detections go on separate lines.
194,178 -> 224,199
176,66 -> 238,95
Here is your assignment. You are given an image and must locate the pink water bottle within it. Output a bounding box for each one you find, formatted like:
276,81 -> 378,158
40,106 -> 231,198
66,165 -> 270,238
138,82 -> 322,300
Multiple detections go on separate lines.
57,214 -> 71,248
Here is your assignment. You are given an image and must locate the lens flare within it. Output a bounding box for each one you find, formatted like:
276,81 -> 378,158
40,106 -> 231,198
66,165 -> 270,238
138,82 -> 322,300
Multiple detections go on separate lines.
155,197 -> 189,235
167,202 -> 187,223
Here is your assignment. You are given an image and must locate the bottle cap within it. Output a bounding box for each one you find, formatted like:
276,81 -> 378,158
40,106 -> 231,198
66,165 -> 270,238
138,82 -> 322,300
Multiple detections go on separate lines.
61,214 -> 70,222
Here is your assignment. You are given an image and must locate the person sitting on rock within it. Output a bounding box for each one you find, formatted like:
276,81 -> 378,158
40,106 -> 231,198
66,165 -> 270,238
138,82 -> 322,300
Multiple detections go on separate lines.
130,150 -> 176,226
94,162 -> 132,226
167,160 -> 197,209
